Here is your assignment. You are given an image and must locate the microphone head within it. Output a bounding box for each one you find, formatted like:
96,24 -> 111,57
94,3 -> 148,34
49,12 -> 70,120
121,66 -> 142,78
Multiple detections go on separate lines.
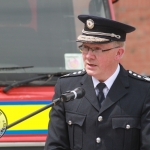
61,87 -> 85,102
74,87 -> 85,99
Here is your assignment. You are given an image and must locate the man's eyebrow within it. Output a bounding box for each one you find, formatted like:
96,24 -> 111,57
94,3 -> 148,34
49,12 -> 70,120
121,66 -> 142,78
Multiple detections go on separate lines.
94,46 -> 103,49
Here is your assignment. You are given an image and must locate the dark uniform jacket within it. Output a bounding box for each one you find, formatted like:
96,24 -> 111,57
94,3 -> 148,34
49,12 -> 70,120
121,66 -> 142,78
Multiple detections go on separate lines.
44,65 -> 150,150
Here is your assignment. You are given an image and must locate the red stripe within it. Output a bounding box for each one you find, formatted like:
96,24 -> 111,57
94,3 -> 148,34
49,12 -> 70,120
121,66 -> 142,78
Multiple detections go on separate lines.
0,86 -> 54,101
0,134 -> 47,142
108,0 -> 116,20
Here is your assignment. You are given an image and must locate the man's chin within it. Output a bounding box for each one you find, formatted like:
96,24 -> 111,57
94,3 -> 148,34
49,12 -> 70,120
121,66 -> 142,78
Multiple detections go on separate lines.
86,70 -> 96,76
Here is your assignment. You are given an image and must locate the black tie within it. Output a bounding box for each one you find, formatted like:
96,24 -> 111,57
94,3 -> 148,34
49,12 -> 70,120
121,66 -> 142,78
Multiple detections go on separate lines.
97,83 -> 106,106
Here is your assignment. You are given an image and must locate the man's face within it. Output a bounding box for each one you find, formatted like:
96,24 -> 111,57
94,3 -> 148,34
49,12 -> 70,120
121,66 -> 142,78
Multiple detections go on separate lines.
81,42 -> 121,81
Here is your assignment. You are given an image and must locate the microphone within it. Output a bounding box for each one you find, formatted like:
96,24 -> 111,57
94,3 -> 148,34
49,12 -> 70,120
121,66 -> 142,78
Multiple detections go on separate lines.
61,87 -> 85,102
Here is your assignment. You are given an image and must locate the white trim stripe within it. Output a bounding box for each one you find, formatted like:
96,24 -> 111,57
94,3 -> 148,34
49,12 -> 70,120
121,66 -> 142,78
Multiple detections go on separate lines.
0,142 -> 45,147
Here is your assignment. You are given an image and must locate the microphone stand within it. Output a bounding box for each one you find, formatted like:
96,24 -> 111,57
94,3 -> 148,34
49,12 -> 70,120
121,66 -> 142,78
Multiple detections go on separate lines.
1,87 -> 85,137
6,98 -> 61,129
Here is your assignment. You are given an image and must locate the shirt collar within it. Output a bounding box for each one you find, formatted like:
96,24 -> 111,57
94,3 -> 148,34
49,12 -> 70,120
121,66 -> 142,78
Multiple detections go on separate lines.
92,64 -> 120,90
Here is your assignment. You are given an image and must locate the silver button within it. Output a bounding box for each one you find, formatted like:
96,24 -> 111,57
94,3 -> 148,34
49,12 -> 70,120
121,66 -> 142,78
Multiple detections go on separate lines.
96,137 -> 101,143
98,116 -> 103,122
68,120 -> 72,125
126,124 -> 130,129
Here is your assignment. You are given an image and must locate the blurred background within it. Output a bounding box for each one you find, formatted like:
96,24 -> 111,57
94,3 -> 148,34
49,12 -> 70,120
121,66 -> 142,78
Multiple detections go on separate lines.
113,0 -> 150,76
0,1 -> 150,150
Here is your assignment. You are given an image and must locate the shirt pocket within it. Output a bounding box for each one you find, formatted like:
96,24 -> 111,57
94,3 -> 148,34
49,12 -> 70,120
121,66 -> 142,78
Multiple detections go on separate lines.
112,117 -> 141,129
112,117 -> 141,150
66,111 -> 86,150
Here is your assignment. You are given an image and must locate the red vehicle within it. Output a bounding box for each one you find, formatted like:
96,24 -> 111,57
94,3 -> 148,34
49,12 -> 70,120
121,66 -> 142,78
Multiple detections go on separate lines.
0,0 -> 118,149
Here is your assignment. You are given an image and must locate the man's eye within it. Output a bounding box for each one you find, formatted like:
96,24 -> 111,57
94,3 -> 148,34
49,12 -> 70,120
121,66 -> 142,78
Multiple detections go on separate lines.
83,46 -> 88,49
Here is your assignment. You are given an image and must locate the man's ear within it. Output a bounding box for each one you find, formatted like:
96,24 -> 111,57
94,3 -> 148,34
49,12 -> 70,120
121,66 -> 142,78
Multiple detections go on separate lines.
115,48 -> 125,60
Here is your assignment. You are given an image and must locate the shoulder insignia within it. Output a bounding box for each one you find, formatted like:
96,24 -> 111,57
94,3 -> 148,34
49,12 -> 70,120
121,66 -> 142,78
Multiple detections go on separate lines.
60,69 -> 86,78
128,70 -> 150,82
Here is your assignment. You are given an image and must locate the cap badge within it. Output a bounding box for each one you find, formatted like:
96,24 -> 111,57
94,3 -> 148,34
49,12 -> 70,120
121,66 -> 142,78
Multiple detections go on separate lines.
86,19 -> 94,29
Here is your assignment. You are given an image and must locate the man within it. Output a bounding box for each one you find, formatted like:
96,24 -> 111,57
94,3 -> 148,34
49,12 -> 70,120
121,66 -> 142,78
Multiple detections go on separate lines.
44,15 -> 150,150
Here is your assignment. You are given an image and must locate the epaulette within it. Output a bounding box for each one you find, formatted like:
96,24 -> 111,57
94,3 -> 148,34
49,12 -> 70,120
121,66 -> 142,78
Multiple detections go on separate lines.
128,70 -> 150,82
60,69 -> 86,78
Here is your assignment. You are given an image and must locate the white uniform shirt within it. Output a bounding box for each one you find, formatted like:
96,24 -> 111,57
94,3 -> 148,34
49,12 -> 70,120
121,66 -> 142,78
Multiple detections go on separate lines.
92,65 -> 120,98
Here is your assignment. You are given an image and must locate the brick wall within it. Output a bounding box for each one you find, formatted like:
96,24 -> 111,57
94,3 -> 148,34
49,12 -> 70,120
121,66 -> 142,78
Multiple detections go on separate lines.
113,0 -> 150,75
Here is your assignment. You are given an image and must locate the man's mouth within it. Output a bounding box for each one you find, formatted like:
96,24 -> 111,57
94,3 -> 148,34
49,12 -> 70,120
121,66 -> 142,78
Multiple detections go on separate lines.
87,63 -> 97,67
